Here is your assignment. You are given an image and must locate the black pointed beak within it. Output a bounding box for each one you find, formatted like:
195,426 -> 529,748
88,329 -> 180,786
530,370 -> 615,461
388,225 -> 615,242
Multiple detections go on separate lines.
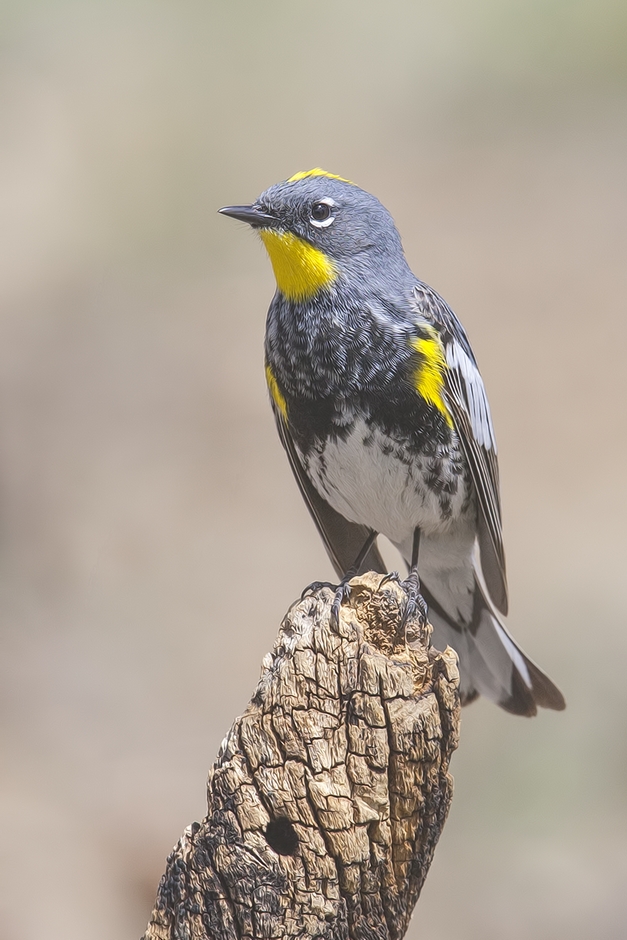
218,204 -> 278,228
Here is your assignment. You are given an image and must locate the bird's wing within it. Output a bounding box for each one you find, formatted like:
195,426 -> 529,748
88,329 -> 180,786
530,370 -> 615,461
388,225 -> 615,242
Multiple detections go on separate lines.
271,402 -> 388,580
412,284 -> 508,615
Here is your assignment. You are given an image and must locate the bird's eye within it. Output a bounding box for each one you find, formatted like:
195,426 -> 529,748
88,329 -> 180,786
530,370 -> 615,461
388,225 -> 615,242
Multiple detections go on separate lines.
310,200 -> 335,228
311,202 -> 331,221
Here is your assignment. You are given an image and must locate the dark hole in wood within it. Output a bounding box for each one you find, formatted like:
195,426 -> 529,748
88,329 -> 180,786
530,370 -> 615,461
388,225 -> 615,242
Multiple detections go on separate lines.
265,816 -> 299,856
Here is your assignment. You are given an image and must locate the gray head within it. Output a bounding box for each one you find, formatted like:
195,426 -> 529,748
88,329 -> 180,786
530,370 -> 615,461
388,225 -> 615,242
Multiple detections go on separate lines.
220,169 -> 412,302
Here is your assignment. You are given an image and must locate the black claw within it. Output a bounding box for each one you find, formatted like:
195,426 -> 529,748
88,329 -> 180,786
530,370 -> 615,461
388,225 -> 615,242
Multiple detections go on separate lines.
301,580 -> 337,600
379,571 -> 400,588
400,572 -> 428,629
330,580 -> 352,629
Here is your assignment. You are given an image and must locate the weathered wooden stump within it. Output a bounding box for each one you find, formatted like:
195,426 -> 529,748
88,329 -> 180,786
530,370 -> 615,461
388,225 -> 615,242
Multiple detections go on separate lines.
143,572 -> 460,940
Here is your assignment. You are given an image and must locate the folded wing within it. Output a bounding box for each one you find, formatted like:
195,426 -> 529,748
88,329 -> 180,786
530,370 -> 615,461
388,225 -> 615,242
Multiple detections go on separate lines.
412,284 -> 509,615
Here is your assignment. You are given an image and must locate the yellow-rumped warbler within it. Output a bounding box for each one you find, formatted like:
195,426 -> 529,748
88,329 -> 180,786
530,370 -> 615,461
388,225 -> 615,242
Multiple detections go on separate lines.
220,168 -> 564,716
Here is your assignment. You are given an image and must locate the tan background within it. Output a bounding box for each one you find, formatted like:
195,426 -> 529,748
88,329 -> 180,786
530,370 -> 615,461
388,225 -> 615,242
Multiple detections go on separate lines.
1,1 -> 626,937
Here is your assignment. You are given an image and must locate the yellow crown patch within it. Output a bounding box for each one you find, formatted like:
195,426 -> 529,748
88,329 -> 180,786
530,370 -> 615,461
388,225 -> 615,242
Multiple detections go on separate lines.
287,168 -> 354,185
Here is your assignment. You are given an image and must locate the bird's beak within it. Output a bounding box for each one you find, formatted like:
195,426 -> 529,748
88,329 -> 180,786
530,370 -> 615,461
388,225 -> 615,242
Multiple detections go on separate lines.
218,204 -> 278,228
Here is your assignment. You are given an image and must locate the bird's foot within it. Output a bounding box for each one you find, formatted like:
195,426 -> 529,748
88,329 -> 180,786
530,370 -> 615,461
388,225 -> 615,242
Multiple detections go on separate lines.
400,570 -> 428,628
379,570 -> 401,588
301,578 -> 352,628
301,580 -> 337,600
330,579 -> 352,629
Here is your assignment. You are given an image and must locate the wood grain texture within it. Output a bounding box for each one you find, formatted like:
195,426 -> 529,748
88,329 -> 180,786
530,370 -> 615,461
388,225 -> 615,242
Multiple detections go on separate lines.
143,573 -> 460,940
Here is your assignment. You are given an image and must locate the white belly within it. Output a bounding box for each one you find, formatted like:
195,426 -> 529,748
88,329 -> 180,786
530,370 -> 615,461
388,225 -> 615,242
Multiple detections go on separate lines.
300,417 -> 470,545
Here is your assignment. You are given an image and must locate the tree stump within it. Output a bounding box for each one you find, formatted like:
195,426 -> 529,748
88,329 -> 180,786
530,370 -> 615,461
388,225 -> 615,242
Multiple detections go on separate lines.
143,572 -> 460,940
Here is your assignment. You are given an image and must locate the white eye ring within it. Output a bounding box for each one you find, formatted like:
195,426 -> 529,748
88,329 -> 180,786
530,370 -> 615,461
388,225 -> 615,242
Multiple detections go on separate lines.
310,198 -> 335,228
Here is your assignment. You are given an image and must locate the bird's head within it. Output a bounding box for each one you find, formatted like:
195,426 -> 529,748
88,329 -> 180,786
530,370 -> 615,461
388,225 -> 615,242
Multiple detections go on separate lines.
219,169 -> 407,302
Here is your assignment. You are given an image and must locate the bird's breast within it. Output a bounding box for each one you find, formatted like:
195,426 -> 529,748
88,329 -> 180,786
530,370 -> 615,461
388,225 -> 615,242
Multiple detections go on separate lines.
299,416 -> 471,544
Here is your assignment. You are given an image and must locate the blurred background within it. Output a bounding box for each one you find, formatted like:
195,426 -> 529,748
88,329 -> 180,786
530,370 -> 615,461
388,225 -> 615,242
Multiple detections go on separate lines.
0,1 -> 626,937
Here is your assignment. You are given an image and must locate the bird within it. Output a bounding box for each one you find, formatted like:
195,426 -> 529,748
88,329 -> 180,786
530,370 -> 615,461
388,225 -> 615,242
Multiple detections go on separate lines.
219,168 -> 565,716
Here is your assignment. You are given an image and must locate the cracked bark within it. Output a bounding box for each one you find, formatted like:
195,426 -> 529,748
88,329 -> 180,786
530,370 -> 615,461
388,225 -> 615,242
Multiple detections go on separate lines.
142,572 -> 461,940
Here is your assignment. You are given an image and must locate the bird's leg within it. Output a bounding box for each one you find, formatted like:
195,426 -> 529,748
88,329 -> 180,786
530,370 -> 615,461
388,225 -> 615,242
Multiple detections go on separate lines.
328,529 -> 379,626
401,527 -> 429,626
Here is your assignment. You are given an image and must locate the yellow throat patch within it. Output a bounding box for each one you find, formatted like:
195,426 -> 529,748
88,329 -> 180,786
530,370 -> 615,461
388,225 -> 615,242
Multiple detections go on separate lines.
259,229 -> 337,301
411,328 -> 454,427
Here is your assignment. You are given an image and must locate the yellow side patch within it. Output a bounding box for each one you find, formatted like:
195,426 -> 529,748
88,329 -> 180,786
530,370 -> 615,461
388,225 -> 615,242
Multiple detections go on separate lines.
411,329 -> 454,427
259,229 -> 337,301
265,364 -> 288,420
287,168 -> 354,185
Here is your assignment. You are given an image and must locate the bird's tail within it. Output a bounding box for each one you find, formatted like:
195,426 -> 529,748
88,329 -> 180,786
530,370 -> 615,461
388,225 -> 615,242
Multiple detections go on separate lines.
422,579 -> 565,716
